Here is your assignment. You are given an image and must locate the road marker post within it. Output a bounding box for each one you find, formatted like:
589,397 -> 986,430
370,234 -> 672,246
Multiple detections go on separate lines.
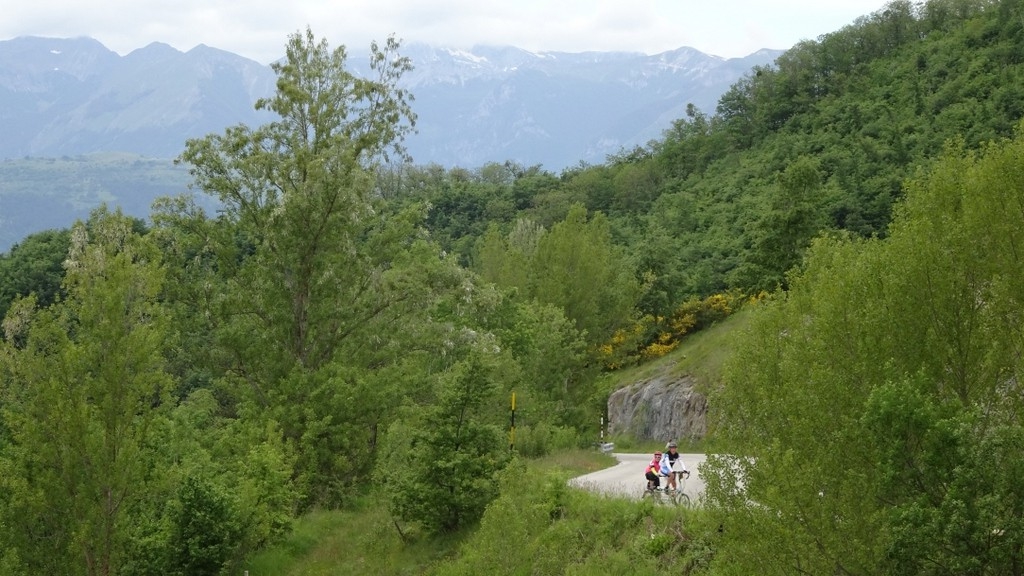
509,391 -> 516,451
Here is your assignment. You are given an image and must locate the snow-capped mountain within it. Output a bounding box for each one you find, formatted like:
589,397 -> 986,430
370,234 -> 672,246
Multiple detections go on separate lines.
0,36 -> 782,170
385,43 -> 780,168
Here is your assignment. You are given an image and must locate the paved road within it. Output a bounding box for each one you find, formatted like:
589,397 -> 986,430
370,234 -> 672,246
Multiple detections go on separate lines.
569,453 -> 707,502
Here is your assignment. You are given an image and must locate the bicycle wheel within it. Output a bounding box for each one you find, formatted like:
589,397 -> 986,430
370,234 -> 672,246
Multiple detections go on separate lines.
673,491 -> 692,508
673,472 -> 693,507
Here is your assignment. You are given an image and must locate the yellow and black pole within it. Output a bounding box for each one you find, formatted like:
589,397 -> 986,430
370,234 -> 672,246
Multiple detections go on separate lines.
509,391 -> 516,451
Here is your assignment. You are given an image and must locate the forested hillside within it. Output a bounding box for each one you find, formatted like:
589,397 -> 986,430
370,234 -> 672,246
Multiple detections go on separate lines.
1,1 -> 1024,574
376,0 -> 1024,307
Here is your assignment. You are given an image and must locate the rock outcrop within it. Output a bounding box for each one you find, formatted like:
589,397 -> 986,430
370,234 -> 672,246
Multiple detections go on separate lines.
607,375 -> 707,442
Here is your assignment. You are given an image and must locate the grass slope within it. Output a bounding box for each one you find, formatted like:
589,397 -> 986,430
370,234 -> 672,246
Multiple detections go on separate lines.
241,451 -> 618,575
602,308 -> 752,389
430,455 -> 718,575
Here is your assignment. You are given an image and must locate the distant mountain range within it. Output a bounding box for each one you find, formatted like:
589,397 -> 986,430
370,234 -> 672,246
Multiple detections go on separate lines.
0,36 -> 783,251
0,36 -> 782,170
0,37 -> 275,160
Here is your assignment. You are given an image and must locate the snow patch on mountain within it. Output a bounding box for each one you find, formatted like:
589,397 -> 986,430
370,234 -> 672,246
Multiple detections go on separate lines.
0,35 -> 784,169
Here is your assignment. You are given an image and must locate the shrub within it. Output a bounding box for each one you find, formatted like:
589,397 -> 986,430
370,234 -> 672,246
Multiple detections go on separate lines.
514,423 -> 581,457
598,291 -> 748,370
378,349 -> 511,534
165,476 -> 242,576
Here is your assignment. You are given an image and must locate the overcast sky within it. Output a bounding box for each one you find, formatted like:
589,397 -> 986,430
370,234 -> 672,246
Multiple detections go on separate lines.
5,1 -> 890,64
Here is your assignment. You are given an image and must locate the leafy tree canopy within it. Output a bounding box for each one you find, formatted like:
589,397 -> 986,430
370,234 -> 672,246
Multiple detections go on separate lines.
705,126 -> 1024,575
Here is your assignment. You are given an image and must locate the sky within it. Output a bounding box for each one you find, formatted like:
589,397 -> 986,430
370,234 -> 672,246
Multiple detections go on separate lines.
4,1 -> 890,64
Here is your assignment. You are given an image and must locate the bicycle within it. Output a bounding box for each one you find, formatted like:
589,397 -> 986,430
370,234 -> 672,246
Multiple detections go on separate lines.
641,471 -> 691,507
672,469 -> 692,507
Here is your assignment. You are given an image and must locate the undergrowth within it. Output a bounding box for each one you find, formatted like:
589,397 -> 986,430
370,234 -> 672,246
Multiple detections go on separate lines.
242,449 -> 716,575
430,457 -> 717,575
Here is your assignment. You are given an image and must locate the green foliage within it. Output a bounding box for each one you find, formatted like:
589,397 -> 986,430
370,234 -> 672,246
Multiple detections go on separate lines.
0,207 -> 174,575
705,127 -> 1024,574
148,194 -> 228,401
531,205 -> 642,346
240,511 -> 349,576
512,423 -> 581,458
177,28 -> 458,508
231,423 -> 299,553
378,336 -> 512,534
746,156 -> 830,290
119,394 -> 298,576
5,3 -> 1024,572
242,502 -> 470,576
241,451 -> 617,575
164,476 -> 242,576
0,208 -> 299,575
477,204 -> 642,348
0,228 -> 70,321
492,298 -> 591,428
430,459 -> 718,575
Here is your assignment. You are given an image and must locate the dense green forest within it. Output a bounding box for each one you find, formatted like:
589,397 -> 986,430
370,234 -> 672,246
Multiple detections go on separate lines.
2,0 -> 1024,573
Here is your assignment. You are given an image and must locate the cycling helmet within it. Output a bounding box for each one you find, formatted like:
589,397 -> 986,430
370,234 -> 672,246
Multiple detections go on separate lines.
667,441 -> 678,449
654,451 -> 662,458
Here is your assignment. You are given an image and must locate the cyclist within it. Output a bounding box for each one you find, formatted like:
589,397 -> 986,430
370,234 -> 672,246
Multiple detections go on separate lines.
661,441 -> 689,492
645,450 -> 670,490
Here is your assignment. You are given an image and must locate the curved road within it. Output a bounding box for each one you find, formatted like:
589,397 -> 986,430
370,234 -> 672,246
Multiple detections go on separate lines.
569,453 -> 707,502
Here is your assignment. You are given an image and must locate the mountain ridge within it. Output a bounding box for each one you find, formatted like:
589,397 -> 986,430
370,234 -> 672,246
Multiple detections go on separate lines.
0,35 -> 783,250
0,35 -> 782,169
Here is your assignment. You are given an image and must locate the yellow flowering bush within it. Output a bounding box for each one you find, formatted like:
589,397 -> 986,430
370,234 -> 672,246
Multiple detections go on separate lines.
599,291 -> 750,370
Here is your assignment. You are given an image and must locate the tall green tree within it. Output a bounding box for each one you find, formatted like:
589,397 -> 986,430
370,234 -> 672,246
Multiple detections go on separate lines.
477,205 -> 642,348
177,28 -> 462,506
178,26 -> 417,375
0,208 -> 173,576
531,204 -> 642,346
744,156 -> 829,290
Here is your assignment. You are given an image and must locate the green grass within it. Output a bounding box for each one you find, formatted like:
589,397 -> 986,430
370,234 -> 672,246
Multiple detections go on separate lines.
241,449 -> 719,575
599,307 -> 754,398
242,502 -> 466,576
669,308 -> 753,382
530,448 -> 618,475
430,457 -> 720,575
241,449 -> 617,576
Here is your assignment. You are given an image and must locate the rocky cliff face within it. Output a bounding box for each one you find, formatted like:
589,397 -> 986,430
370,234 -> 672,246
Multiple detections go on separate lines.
607,375 -> 707,442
